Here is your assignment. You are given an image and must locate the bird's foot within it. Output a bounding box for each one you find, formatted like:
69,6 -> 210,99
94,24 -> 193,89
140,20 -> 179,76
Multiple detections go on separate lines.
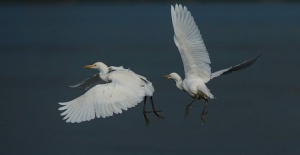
201,110 -> 208,126
153,110 -> 164,119
184,105 -> 195,117
143,111 -> 150,126
145,110 -> 164,119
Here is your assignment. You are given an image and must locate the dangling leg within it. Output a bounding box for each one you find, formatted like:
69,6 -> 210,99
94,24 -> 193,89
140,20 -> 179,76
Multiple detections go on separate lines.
143,96 -> 150,126
201,99 -> 208,126
150,96 -> 164,119
184,98 -> 197,117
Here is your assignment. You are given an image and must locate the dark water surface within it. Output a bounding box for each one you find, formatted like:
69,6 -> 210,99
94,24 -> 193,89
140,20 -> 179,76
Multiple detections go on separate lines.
1,3 -> 300,155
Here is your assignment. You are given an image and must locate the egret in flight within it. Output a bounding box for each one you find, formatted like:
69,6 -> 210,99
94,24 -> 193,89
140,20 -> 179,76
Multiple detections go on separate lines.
164,4 -> 261,125
59,62 -> 164,125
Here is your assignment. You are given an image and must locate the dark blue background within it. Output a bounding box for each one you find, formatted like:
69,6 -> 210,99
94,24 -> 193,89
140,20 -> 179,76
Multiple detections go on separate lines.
1,3 -> 300,155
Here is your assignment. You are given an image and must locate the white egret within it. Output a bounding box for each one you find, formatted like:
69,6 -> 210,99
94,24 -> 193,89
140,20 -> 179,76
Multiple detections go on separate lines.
59,62 -> 164,125
164,4 -> 261,125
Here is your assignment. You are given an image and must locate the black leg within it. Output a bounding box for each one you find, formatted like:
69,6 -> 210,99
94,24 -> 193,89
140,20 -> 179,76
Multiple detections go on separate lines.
143,96 -> 150,126
201,99 -> 208,126
150,96 -> 164,119
184,98 -> 196,117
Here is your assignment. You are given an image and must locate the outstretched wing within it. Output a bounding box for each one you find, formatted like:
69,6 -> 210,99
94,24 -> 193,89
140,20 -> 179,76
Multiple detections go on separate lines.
59,71 -> 146,123
69,66 -> 125,91
69,74 -> 104,91
211,54 -> 261,79
171,4 -> 211,83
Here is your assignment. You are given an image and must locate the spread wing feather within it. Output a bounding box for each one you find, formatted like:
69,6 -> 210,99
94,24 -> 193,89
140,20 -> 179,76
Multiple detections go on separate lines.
211,54 -> 261,79
69,74 -> 104,91
171,4 -> 211,82
59,71 -> 147,123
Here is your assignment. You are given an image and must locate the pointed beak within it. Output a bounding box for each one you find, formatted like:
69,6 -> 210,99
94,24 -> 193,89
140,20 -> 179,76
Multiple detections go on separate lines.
83,64 -> 96,68
163,75 -> 171,78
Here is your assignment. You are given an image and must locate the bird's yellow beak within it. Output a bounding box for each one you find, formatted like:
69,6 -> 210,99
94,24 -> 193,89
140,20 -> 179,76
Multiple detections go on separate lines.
163,75 -> 171,78
83,64 -> 96,68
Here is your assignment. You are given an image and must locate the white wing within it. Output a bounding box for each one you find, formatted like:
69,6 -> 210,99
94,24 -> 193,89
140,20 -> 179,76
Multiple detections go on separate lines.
171,4 -> 211,83
58,71 -> 147,123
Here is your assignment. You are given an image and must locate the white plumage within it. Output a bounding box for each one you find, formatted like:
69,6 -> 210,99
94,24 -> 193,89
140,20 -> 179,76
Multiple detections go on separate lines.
59,62 -> 162,124
171,4 -> 211,83
165,4 -> 261,124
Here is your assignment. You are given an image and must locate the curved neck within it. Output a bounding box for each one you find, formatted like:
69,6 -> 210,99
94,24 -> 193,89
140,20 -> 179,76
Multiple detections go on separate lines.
98,64 -> 109,82
100,73 -> 109,82
174,76 -> 183,91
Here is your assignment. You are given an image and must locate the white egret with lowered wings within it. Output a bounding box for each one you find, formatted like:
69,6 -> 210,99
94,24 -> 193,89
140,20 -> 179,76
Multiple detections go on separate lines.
59,62 -> 163,125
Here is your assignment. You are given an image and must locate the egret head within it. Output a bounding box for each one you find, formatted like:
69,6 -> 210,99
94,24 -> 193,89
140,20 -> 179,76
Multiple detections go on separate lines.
84,62 -> 109,74
164,72 -> 183,90
163,72 -> 182,81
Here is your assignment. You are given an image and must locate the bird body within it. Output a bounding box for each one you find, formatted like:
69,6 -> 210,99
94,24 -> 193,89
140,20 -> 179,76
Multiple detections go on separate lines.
59,62 -> 162,124
165,4 -> 260,124
167,4 -> 214,101
183,78 -> 213,99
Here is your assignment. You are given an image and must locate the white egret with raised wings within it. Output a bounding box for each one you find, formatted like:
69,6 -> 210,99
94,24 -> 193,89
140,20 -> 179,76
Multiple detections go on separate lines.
164,4 -> 261,125
59,62 -> 164,125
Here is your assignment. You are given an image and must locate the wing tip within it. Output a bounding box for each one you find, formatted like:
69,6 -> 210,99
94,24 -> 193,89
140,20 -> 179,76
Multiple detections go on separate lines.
171,3 -> 185,12
248,53 -> 262,64
58,102 -> 67,106
255,53 -> 262,59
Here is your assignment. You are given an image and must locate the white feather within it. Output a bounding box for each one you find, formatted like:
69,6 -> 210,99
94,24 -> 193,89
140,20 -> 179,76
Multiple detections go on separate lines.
168,4 -> 259,101
171,4 -> 211,83
59,70 -> 151,123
